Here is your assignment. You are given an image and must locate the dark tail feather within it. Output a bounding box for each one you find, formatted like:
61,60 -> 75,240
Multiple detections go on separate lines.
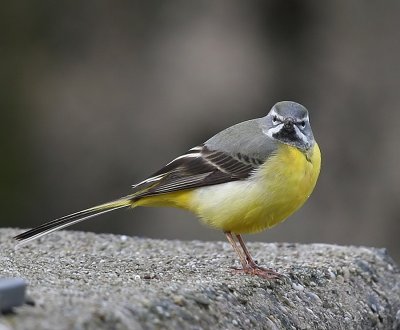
14,197 -> 132,247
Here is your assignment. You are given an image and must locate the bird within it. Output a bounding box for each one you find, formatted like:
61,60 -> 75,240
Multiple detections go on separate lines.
14,101 -> 321,279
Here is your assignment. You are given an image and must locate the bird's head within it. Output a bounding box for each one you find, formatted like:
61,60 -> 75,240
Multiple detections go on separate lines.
263,101 -> 315,151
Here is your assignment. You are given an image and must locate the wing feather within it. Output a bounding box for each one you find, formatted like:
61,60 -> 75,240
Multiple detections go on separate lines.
132,145 -> 262,199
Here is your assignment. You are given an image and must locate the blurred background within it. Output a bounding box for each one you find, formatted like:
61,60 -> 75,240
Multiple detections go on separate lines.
1,1 -> 400,262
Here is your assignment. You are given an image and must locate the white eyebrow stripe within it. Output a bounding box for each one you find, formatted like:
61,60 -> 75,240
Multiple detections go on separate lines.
270,108 -> 309,123
295,115 -> 309,123
270,109 -> 285,122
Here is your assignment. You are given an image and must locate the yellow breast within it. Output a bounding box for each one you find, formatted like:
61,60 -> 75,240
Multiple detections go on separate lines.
253,142 -> 321,230
189,143 -> 321,234
135,143 -> 321,235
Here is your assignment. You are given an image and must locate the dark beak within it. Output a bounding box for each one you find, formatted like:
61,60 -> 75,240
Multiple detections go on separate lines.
283,117 -> 295,131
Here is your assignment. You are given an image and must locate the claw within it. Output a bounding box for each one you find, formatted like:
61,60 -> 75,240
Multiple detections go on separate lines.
230,264 -> 282,280
225,232 -> 283,280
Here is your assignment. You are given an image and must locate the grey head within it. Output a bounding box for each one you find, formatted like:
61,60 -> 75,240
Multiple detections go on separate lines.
262,101 -> 315,151
204,100 -> 315,165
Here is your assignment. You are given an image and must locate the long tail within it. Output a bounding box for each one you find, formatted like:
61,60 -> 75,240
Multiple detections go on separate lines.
14,196 -> 134,247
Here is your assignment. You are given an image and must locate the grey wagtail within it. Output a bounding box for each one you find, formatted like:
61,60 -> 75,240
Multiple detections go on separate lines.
15,101 -> 321,279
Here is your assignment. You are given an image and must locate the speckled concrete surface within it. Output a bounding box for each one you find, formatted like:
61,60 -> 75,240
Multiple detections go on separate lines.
0,228 -> 399,329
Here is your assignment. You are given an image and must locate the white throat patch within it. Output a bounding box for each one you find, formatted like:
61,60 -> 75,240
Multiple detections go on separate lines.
263,123 -> 284,140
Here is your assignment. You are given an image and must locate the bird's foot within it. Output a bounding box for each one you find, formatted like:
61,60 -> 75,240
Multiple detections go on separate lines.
231,263 -> 282,280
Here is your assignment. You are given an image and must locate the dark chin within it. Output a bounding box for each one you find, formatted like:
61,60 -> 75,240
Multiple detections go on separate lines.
272,130 -> 310,150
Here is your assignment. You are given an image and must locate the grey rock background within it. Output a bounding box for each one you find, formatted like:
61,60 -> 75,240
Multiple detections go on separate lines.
1,1 -> 400,262
1,228 -> 400,329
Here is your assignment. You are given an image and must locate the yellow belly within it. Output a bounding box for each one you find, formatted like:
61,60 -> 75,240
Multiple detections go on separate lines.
135,143 -> 321,235
188,143 -> 321,233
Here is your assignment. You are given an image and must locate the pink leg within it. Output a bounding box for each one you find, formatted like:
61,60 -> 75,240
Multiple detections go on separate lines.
225,231 -> 281,279
225,232 -> 248,268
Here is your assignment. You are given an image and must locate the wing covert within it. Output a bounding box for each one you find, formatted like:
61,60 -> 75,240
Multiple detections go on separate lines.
131,145 -> 263,198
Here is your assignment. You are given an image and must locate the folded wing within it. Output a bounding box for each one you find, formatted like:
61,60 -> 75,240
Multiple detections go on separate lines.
132,144 -> 263,199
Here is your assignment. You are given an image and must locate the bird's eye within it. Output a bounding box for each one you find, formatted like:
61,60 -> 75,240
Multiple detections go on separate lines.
301,121 -> 306,128
272,116 -> 278,123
